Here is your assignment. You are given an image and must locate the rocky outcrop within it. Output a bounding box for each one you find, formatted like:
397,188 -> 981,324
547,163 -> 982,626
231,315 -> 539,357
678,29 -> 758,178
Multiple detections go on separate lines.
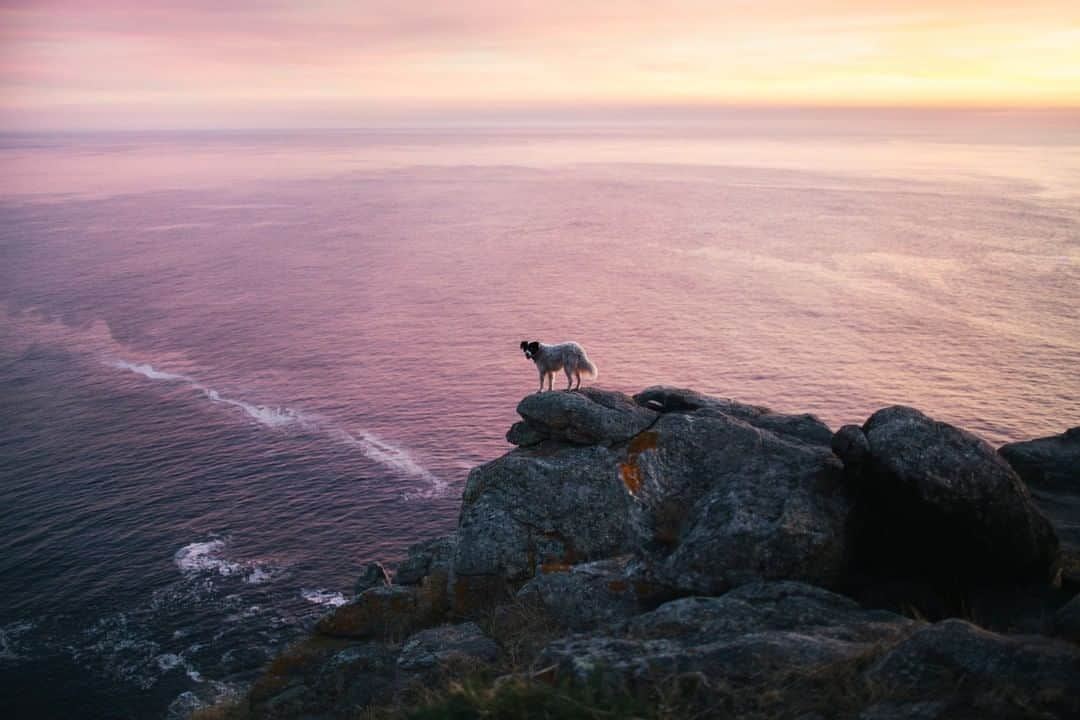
538,583 -> 1080,718
837,406 -> 1059,582
516,555 -> 670,631
396,622 -> 499,674
1000,427 -> 1080,492
1001,428 -> 1080,559
464,387 -> 852,605
233,386 -> 1079,720
865,619 -> 1080,717
352,562 -> 391,596
1054,593 -> 1080,642
508,387 -> 657,446
454,442 -> 637,594
315,586 -> 438,640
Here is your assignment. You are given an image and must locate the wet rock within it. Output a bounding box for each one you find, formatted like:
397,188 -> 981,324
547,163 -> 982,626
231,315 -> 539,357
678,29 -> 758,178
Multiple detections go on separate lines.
865,619 -> 1080,717
353,561 -> 391,596
855,406 -> 1059,581
397,622 -> 499,673
514,388 -> 658,445
315,585 -> 439,640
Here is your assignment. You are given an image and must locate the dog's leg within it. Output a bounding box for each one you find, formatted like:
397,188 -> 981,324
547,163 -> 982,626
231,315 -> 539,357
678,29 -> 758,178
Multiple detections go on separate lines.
564,366 -> 574,391
574,370 -> 581,390
537,368 -> 545,393
547,372 -> 554,392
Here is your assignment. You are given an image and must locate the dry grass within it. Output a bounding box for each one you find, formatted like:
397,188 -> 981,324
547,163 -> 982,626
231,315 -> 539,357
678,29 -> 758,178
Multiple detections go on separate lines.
477,594 -> 564,672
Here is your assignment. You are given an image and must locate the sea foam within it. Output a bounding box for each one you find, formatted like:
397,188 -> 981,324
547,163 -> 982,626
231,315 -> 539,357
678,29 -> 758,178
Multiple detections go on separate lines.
173,540 -> 272,584
108,359 -> 446,497
300,589 -> 348,607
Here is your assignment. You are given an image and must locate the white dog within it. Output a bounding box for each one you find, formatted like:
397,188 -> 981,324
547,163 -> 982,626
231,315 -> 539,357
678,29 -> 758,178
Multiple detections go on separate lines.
520,340 -> 598,392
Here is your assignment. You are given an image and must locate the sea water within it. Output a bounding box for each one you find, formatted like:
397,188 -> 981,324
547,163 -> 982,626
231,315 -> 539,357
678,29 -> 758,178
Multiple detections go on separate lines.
1,112 -> 1078,718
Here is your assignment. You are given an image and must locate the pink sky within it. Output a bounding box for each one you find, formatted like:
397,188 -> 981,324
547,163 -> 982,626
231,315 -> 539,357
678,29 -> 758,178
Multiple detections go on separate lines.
2,1 -> 1078,129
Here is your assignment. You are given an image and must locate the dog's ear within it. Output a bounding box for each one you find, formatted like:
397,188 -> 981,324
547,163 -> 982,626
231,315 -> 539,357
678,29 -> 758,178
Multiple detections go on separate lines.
520,341 -> 528,350
528,341 -> 540,353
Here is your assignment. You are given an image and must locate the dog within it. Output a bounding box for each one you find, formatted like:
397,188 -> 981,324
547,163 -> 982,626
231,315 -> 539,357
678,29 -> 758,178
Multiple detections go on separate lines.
520,340 -> 598,392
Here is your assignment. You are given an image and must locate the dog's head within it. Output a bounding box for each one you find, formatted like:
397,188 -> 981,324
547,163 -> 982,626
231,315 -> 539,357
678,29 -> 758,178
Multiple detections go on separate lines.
520,340 -> 540,360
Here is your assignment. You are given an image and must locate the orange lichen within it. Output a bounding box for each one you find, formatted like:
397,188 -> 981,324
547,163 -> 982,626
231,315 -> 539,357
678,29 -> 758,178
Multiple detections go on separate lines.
620,431 -> 659,495
607,579 -> 629,593
540,562 -> 573,574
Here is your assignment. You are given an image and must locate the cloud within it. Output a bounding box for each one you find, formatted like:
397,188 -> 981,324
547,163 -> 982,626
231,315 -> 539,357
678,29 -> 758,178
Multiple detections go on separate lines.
1,1 -> 1077,129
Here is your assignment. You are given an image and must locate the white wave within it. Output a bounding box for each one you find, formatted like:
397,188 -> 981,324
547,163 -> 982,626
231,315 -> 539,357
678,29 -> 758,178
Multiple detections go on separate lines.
109,359 -> 305,429
110,360 -> 192,383
108,358 -> 446,497
244,567 -> 273,585
174,540 -> 271,584
301,589 -> 348,607
156,653 -> 184,671
329,427 -> 448,499
205,390 -> 306,429
0,620 -> 35,661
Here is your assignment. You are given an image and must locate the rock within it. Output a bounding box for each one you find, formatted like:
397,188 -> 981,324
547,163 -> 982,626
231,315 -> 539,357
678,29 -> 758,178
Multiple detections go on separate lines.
833,424 -> 870,468
638,411 -> 850,594
314,643 -> 397,710
395,535 -> 457,586
454,442 -> 637,590
513,388 -> 658,445
633,386 -> 768,418
397,622 -> 499,673
459,388 -> 851,602
635,385 -> 832,446
627,581 -> 913,644
315,585 -> 439,640
751,412 -> 834,447
854,406 -> 1059,581
857,701 -> 949,720
1001,428 -> 1080,555
538,581 -> 914,698
1054,593 -> 1080,642
516,556 -> 671,631
865,619 -> 1080,717
353,561 -> 392,596
246,638 -> 397,719
1000,427 -> 1080,492
506,421 -> 546,447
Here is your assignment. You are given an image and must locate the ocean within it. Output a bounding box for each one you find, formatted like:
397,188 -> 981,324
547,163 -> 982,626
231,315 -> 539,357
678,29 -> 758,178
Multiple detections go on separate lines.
2,112 -> 1079,718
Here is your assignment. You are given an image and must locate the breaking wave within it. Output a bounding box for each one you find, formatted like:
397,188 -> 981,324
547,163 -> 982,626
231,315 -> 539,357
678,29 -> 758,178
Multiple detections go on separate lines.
107,359 -> 445,497
300,589 -> 348,607
173,540 -> 273,585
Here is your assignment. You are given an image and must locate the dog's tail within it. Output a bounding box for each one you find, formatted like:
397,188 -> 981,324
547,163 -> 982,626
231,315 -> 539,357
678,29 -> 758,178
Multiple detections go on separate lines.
580,356 -> 599,380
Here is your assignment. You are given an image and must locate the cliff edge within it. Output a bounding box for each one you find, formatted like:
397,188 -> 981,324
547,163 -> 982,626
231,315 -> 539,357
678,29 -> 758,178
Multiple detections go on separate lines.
197,387 -> 1080,719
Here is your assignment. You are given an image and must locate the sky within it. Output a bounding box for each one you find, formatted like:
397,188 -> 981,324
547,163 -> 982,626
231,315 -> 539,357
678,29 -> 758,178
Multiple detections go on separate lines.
1,0 -> 1079,130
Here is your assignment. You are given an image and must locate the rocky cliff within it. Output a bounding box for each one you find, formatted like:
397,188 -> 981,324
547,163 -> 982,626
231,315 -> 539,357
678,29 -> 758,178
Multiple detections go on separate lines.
203,387 -> 1080,720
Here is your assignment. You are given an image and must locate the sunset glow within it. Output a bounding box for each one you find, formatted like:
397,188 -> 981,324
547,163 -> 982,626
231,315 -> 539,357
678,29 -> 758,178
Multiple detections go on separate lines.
2,0 -> 1079,129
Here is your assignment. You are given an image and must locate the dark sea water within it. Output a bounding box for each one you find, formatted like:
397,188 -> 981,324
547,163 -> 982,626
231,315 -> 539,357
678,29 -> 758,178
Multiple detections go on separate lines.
2,115 -> 1079,718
